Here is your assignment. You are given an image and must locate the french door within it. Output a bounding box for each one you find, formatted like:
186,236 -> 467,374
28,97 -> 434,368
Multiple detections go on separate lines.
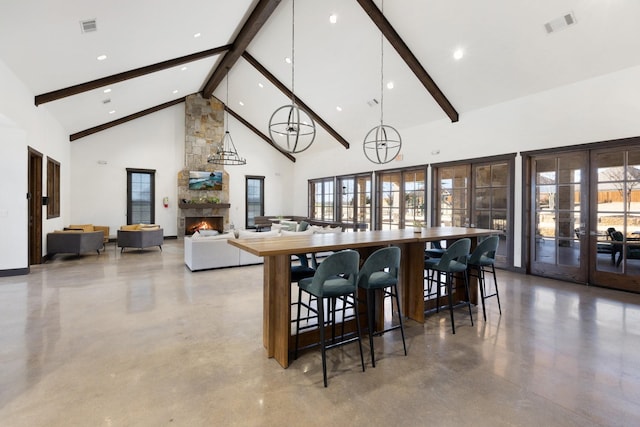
530,152 -> 588,283
528,142 -> 640,290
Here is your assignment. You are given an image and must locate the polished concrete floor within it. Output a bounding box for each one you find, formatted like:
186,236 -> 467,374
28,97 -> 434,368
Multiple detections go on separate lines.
1,240 -> 640,426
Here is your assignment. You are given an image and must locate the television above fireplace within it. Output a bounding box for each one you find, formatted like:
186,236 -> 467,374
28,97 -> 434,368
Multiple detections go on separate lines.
188,170 -> 223,190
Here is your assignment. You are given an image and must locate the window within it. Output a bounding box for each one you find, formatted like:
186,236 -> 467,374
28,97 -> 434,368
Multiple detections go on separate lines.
309,178 -> 335,221
338,173 -> 372,231
246,176 -> 264,228
127,168 -> 155,224
377,168 -> 426,230
46,157 -> 60,218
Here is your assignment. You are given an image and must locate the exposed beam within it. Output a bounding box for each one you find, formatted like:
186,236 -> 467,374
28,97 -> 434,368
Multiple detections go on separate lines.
355,0 -> 459,123
225,105 -> 296,162
36,45 -> 231,106
69,97 -> 185,141
201,0 -> 282,97
242,51 -> 350,149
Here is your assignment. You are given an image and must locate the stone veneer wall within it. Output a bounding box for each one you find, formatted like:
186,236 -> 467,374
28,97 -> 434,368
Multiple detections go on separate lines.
177,94 -> 231,236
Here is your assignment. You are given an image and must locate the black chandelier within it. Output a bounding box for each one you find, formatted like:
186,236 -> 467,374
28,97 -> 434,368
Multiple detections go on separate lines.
363,0 -> 401,164
268,0 -> 316,153
208,68 -> 246,166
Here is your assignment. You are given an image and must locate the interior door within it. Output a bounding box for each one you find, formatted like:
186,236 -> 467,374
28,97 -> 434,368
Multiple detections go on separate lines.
28,148 -> 42,265
530,152 -> 588,283
590,147 -> 640,290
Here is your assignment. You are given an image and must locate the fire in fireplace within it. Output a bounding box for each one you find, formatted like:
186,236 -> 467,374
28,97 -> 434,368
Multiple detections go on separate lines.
185,216 -> 223,235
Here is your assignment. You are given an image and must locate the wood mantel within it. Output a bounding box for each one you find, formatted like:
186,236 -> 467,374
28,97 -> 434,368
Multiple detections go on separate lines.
178,203 -> 230,209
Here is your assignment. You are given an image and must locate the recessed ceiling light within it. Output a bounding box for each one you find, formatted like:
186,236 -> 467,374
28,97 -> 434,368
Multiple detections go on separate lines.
109,110 -> 116,114
181,66 -> 188,71
336,106 -> 342,112
193,32 -> 201,38
239,101 -> 245,106
258,83 -> 264,88
329,14 -> 337,24
103,88 -> 111,93
285,57 -> 291,64
386,81 -> 394,89
453,48 -> 464,60
172,89 -> 178,94
97,54 -> 107,61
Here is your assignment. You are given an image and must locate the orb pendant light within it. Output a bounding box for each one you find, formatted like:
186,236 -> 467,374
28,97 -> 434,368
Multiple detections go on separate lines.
268,0 -> 316,153
363,0 -> 401,164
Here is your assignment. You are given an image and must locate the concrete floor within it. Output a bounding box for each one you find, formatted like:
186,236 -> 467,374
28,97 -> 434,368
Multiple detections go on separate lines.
1,239 -> 640,426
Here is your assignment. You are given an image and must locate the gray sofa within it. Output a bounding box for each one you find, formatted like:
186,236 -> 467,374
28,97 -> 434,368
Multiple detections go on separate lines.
117,228 -> 164,252
47,231 -> 104,257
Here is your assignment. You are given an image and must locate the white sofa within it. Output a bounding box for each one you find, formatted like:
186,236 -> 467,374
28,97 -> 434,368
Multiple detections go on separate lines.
184,226 -> 343,272
184,230 -> 278,271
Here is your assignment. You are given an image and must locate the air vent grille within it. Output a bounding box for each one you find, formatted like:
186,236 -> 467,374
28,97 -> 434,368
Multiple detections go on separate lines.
80,19 -> 97,33
544,12 -> 576,34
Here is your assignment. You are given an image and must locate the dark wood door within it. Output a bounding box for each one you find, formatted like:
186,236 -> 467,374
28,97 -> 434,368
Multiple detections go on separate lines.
28,148 -> 42,265
530,152 -> 588,283
589,146 -> 640,290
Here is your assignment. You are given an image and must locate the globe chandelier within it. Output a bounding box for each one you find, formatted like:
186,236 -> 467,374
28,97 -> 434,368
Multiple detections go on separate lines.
268,0 -> 316,153
363,0 -> 401,164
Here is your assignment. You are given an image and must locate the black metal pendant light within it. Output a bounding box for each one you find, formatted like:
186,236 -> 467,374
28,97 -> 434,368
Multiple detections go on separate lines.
363,0 -> 401,164
208,68 -> 246,166
268,0 -> 316,153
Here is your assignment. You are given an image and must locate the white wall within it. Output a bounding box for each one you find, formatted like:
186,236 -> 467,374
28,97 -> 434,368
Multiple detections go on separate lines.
70,106 -> 295,236
291,64 -> 640,267
224,116 -> 295,228
0,59 -> 70,271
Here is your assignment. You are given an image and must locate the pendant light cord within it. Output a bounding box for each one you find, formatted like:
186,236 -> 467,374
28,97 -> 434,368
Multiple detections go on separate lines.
291,0 -> 296,106
380,0 -> 384,127
225,67 -> 229,134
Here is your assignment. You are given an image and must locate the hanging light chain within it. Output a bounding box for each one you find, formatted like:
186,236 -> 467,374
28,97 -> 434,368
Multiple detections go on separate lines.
380,0 -> 384,127
291,0 -> 296,106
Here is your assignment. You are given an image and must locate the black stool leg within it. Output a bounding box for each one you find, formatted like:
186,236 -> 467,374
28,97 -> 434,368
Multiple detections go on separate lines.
392,284 -> 407,356
478,265 -> 487,321
491,264 -> 502,315
463,269 -> 474,326
294,288 -> 302,360
318,297 -> 328,387
367,289 -> 376,367
446,272 -> 456,334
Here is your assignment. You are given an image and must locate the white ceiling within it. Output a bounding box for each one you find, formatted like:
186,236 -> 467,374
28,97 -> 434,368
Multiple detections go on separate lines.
1,0 -> 640,152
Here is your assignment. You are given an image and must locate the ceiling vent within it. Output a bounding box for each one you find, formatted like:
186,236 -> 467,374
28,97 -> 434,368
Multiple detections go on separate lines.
544,12 -> 576,34
80,19 -> 97,34
102,98 -> 111,104
367,98 -> 379,107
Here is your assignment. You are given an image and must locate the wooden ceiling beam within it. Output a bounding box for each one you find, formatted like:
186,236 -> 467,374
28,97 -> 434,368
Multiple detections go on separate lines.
69,97 -> 185,141
201,0 -> 282,98
35,45 -> 231,106
242,51 -> 350,149
224,105 -> 296,162
355,0 -> 459,122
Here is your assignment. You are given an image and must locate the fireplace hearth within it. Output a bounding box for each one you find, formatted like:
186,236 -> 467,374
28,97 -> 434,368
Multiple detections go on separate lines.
184,216 -> 223,235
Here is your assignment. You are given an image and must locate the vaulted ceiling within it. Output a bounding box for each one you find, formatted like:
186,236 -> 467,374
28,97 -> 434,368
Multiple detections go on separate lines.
2,0 -> 640,159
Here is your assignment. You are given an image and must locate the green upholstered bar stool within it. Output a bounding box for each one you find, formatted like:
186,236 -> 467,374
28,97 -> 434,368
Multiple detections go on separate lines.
424,238 -> 473,334
467,235 -> 501,321
294,250 -> 365,387
357,246 -> 406,367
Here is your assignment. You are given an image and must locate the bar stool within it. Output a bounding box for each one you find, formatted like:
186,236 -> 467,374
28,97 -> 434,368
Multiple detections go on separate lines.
357,246 -> 406,367
467,236 -> 501,321
294,250 -> 365,387
291,253 -> 318,325
424,238 -> 473,334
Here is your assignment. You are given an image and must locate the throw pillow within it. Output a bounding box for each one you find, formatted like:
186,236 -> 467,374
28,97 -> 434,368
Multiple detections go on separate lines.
298,220 -> 309,231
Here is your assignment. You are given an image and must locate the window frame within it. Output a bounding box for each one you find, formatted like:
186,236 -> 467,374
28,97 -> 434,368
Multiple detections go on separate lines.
308,177 -> 336,221
126,168 -> 155,225
46,156 -> 60,219
245,175 -> 265,229
337,173 -> 372,231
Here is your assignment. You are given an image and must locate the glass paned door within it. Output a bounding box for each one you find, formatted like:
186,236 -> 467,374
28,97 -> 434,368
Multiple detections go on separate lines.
473,162 -> 509,265
531,152 -> 587,283
590,148 -> 640,290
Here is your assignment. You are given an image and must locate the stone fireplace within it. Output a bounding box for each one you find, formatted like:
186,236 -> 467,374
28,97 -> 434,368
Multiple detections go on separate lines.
177,94 -> 231,237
